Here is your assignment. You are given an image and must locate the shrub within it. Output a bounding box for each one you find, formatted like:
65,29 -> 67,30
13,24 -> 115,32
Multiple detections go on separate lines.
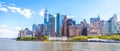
69,36 -> 88,42
111,36 -> 120,41
16,36 -> 38,41
43,36 -> 48,40
98,36 -> 111,40
16,37 -> 21,40
87,36 -> 98,39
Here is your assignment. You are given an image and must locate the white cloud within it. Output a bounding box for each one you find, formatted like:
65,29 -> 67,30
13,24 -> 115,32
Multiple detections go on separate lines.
67,16 -> 70,18
0,2 -> 33,18
7,6 -> 33,18
21,9 -> 32,18
7,6 -> 21,12
0,2 -> 7,12
67,15 -> 75,18
39,9 -> 45,17
53,14 -> 56,17
71,16 -> 74,18
0,7 -> 8,12
14,26 -> 22,30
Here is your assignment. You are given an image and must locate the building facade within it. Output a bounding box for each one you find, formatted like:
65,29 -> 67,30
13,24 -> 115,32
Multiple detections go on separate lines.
89,16 -> 102,36
32,24 -> 37,36
61,15 -> 68,37
47,14 -> 55,36
19,29 -> 25,37
56,13 -> 61,37
104,14 -> 119,35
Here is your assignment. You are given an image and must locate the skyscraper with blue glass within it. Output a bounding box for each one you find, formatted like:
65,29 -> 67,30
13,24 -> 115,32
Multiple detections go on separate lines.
56,13 -> 61,37
47,14 -> 55,36
44,7 -> 48,35
104,14 -> 118,35
32,24 -> 37,36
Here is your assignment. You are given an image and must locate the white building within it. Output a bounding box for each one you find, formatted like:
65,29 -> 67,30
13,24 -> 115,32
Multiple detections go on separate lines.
48,35 -> 68,41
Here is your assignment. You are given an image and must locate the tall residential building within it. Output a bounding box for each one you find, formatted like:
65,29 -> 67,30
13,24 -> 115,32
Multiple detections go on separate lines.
59,15 -> 64,36
89,16 -> 102,36
37,24 -> 41,33
40,24 -> 44,35
117,21 -> 120,33
19,29 -> 25,37
90,15 -> 100,27
25,28 -> 33,36
32,24 -> 37,36
51,16 -> 55,36
62,15 -> 68,36
56,13 -> 61,37
67,18 -> 75,37
80,19 -> 89,36
61,15 -> 65,24
100,20 -> 105,34
104,14 -> 118,35
69,25 -> 76,37
75,24 -> 80,36
36,24 -> 42,35
47,14 -> 55,36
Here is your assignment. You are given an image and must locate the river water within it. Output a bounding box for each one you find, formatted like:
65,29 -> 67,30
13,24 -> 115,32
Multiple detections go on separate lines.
0,39 -> 120,51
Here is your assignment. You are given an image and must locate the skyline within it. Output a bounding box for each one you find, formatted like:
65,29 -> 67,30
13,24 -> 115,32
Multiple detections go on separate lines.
0,0 -> 120,38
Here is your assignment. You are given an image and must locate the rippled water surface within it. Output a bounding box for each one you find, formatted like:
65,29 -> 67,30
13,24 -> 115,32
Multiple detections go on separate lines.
0,39 -> 120,51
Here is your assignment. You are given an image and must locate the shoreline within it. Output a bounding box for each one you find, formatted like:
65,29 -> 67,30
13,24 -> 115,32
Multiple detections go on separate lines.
16,35 -> 120,43
16,40 -> 120,43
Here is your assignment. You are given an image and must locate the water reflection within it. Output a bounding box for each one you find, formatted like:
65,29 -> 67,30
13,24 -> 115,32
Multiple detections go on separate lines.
43,42 -> 73,51
72,42 -> 89,51
43,42 -> 54,51
0,39 -> 120,51
58,42 -> 73,51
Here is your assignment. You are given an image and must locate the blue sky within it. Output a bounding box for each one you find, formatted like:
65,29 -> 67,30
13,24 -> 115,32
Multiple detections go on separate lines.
0,0 -> 120,38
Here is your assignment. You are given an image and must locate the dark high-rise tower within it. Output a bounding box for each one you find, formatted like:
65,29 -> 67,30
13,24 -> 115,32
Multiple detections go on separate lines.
56,13 -> 61,37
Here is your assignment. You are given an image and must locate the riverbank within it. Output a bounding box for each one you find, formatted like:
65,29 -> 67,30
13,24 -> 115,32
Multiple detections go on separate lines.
16,35 -> 120,43
69,35 -> 120,42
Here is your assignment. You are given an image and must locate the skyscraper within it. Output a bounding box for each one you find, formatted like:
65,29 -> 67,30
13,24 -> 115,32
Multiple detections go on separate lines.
62,15 -> 68,36
75,24 -> 81,36
67,18 -> 75,37
19,29 -> 25,37
104,14 -> 118,35
44,7 -> 48,35
32,24 -> 37,36
56,13 -> 61,37
90,15 -> 100,27
59,15 -> 64,36
37,24 -> 41,35
38,24 -> 41,31
47,14 -> 55,36
89,16 -> 102,36
69,25 -> 76,37
40,24 -> 44,35
25,28 -> 30,35
80,19 -> 89,36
